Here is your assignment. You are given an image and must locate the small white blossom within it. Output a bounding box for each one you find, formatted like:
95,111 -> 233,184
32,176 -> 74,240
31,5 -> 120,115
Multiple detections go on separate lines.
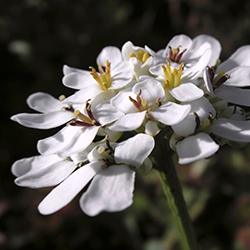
36,133 -> 154,216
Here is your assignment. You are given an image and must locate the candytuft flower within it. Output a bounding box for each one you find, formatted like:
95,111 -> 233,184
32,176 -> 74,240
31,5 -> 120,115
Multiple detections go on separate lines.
11,37 -> 250,216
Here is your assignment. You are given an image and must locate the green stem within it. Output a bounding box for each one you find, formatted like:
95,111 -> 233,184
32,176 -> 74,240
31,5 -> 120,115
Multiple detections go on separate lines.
154,133 -> 199,250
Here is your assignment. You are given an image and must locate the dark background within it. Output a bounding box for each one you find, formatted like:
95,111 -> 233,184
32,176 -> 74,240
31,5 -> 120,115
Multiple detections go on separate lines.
1,0 -> 250,249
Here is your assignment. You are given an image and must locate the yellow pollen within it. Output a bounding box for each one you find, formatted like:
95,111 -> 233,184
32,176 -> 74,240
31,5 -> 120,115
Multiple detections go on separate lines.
129,49 -> 150,63
162,63 -> 183,89
97,146 -> 112,159
58,95 -> 66,101
89,61 -> 112,91
74,110 -> 95,125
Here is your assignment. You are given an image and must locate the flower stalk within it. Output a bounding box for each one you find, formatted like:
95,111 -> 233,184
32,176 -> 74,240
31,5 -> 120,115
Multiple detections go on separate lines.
154,131 -> 199,250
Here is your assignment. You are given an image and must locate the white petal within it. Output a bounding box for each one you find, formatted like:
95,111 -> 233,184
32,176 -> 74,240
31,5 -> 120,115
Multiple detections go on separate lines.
151,102 -> 190,126
203,67 -> 214,94
172,114 -> 196,137
97,46 -> 122,67
38,161 -> 103,215
11,154 -> 62,177
170,83 -> 204,102
176,133 -> 219,164
37,125 -> 99,156
215,86 -> 250,107
110,62 -> 133,89
111,90 -> 137,113
182,49 -> 212,80
91,102 -> 123,126
145,120 -> 160,136
189,97 -> 216,120
27,92 -> 63,113
218,45 -> 250,72
89,92 -> 123,126
132,78 -> 165,104
15,158 -> 76,188
122,41 -> 136,60
63,86 -> 101,104
224,66 -> 250,87
164,34 -> 192,57
63,65 -> 86,76
80,165 -> 135,216
211,118 -> 250,142
108,112 -> 146,131
149,64 -> 165,79
62,72 -> 97,90
191,35 -> 221,66
114,133 -> 155,167
11,111 -> 74,129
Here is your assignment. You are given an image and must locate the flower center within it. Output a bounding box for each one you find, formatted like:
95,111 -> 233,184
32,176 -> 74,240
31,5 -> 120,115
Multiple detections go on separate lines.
162,63 -> 183,89
129,90 -> 161,112
168,46 -> 187,63
69,101 -> 100,127
89,61 -> 112,91
206,66 -> 230,88
129,49 -> 150,63
129,90 -> 148,112
97,140 -> 115,165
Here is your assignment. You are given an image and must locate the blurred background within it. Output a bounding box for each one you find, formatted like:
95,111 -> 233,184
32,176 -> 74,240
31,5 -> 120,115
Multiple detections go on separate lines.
1,0 -> 250,249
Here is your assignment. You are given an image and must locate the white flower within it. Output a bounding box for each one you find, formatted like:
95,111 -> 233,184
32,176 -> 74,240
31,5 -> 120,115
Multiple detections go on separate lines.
171,97 -> 216,137
37,95 -> 122,156
63,46 -> 133,103
109,77 -> 191,132
204,46 -> 250,106
151,34 -> 220,80
150,63 -> 204,102
11,92 -> 75,129
36,133 -> 154,216
122,41 -> 154,78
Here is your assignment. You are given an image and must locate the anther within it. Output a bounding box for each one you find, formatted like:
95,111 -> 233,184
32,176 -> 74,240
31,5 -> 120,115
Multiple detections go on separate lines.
214,74 -> 230,87
168,46 -> 187,63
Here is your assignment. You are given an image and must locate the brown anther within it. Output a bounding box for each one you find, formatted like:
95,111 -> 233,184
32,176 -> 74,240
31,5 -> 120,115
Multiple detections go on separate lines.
64,105 -> 74,113
207,66 -> 216,82
214,74 -> 230,87
168,46 -> 187,63
193,112 -> 201,131
106,140 -> 114,153
85,100 -> 100,125
69,119 -> 94,127
129,96 -> 141,111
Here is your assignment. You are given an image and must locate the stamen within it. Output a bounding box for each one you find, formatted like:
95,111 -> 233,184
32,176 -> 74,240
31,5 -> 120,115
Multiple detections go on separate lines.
69,120 -> 94,127
206,66 -> 230,88
97,145 -> 114,163
214,74 -> 230,87
63,104 -> 74,113
89,61 -> 112,91
129,90 -> 148,111
85,100 -> 100,126
207,66 -> 215,82
162,63 -> 183,89
129,49 -> 150,63
168,46 -> 187,63
58,95 -> 66,101
74,110 -> 94,124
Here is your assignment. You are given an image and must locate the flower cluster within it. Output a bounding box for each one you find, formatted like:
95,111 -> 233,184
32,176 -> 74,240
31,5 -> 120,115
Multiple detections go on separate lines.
11,34 -> 250,216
